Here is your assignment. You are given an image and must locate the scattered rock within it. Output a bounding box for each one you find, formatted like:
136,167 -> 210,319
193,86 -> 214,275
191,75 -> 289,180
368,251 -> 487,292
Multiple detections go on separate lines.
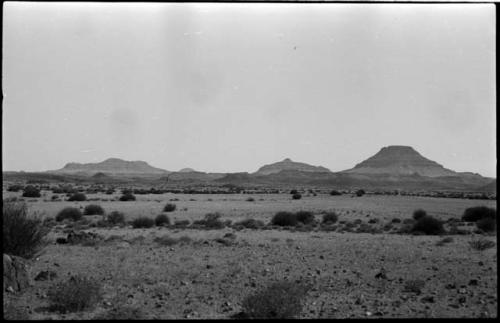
420,296 -> 435,303
468,279 -> 479,286
375,268 -> 387,279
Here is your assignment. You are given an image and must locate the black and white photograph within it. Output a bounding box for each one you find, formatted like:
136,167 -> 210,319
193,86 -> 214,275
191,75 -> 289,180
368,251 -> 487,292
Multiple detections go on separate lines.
2,1 -> 497,319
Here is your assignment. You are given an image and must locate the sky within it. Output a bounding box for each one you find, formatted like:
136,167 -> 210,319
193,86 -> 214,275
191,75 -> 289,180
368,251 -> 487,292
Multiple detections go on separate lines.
2,2 -> 496,177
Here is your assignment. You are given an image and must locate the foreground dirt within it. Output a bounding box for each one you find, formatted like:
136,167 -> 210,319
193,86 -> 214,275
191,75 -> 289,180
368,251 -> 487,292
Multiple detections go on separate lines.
4,227 -> 497,319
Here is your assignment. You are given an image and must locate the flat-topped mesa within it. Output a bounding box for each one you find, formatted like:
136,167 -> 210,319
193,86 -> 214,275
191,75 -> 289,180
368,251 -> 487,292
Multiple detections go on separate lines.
254,158 -> 331,176
344,145 -> 457,177
54,158 -> 169,175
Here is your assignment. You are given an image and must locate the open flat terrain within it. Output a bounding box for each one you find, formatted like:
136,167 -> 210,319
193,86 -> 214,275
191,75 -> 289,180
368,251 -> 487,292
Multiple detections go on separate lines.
3,190 -> 497,319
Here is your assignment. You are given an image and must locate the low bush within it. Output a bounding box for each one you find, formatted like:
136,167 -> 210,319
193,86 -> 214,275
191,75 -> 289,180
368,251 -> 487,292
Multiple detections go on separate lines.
391,218 -> 401,223
271,211 -> 298,227
290,189 -> 298,195
154,235 -> 178,246
403,279 -> 425,294
436,237 -> 454,246
174,219 -> 190,227
296,211 -> 314,225
131,217 -> 155,228
7,184 -> 23,192
119,192 -> 136,201
193,212 -> 225,229
322,212 -> 338,224
56,207 -> 83,222
355,189 -> 365,197
412,209 -> 427,221
476,217 -> 496,233
234,218 -> 265,229
68,192 -> 87,202
462,206 -> 496,222
83,204 -> 105,216
241,281 -> 310,319
155,214 -> 170,226
246,197 -> 255,202
3,200 -> 50,259
22,185 -> 41,198
48,275 -> 102,313
106,211 -> 126,225
411,215 -> 444,235
469,238 -> 496,251
292,193 -> 302,200
163,203 -> 176,212
329,190 -> 342,196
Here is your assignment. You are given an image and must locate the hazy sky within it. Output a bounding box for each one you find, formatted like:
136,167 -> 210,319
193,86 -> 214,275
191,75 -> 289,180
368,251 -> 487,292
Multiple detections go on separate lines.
2,2 -> 496,177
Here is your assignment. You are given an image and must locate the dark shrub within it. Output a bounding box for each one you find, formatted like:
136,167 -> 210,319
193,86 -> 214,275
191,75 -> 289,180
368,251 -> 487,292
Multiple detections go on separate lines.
411,215 -> 444,235
105,189 -> 114,195
469,238 -> 495,251
355,189 -> 365,197
3,201 -> 50,259
271,211 -> 298,227
241,281 -> 310,319
292,193 -> 302,200
7,184 -> 23,192
22,185 -> 41,198
234,218 -> 265,229
436,237 -> 454,246
246,197 -> 255,202
462,206 -> 496,222
290,189 -> 298,195
163,203 -> 176,212
322,212 -> 338,224
83,204 -> 105,216
476,217 -> 496,233
412,209 -> 427,220
68,192 -> 87,202
119,192 -> 136,201
193,212 -> 225,229
368,218 -> 379,224
296,211 -> 314,225
51,195 -> 60,201
131,217 -> 155,228
155,214 -> 170,226
329,190 -> 342,196
106,211 -> 126,225
391,218 -> 401,223
56,207 -> 83,222
48,275 -> 102,313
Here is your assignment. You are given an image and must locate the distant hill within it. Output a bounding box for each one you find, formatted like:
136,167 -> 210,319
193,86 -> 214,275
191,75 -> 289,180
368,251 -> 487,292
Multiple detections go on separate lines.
476,179 -> 497,192
178,168 -> 196,173
254,158 -> 331,175
342,146 -> 458,177
50,158 -> 169,175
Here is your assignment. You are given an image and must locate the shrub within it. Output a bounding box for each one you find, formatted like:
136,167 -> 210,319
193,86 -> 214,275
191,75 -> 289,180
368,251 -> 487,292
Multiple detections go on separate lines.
292,193 -> 302,200
163,203 -> 176,212
83,204 -> 105,216
48,275 -> 102,313
462,206 -> 496,222
56,207 -> 83,222
246,197 -> 255,202
436,237 -> 454,246
106,211 -> 125,225
329,190 -> 342,196
290,189 -> 298,195
7,184 -> 23,192
3,201 -> 50,259
241,281 -> 310,319
22,185 -> 41,198
476,218 -> 496,233
296,211 -> 314,225
131,217 -> 155,228
411,215 -> 444,235
412,209 -> 427,221
193,212 -> 225,229
119,192 -> 136,201
271,211 -> 298,227
391,218 -> 401,223
403,279 -> 425,294
174,219 -> 190,227
154,235 -> 178,246
155,214 -> 170,226
469,238 -> 496,251
234,218 -> 265,229
355,189 -> 365,197
68,192 -> 87,202
322,212 -> 338,224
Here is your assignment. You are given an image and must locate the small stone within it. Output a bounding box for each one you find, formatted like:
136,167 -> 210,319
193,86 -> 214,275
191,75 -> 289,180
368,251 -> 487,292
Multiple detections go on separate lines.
6,286 -> 15,293
458,296 -> 466,304
366,311 -> 372,316
458,288 -> 467,294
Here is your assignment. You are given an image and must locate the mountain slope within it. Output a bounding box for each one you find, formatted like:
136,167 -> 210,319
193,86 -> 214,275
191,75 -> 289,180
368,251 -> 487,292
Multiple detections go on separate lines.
254,158 -> 331,176
343,146 -> 457,177
51,158 -> 169,175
